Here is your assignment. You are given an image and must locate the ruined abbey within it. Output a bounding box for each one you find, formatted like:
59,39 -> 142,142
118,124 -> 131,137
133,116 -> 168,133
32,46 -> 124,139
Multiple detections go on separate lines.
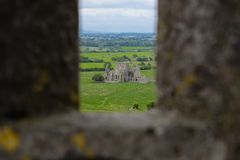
104,63 -> 147,83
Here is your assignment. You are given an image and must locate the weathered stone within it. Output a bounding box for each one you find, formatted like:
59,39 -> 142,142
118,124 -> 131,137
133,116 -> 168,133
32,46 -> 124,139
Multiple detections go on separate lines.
0,0 -> 79,119
104,62 -> 147,83
0,111 -> 226,160
0,0 -> 238,159
156,0 -> 240,158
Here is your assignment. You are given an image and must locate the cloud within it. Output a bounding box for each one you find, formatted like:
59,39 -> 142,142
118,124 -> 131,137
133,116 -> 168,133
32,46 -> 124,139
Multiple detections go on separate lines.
80,0 -> 156,9
80,9 -> 156,32
81,8 -> 154,18
79,0 -> 157,32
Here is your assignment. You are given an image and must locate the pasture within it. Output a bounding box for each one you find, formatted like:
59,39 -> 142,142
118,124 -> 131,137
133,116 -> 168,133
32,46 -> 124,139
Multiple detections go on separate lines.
80,70 -> 156,112
80,51 -> 155,70
80,45 -> 156,112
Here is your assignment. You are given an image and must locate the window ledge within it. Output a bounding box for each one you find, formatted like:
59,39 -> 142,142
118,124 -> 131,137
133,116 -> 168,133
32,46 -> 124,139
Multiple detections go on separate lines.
0,110 -> 226,160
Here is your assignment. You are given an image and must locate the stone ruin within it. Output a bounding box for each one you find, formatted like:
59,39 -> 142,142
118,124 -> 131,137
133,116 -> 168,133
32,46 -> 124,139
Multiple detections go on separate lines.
104,63 -> 148,83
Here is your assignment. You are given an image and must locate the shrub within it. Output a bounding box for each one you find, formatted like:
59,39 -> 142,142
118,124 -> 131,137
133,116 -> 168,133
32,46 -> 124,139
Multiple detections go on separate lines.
140,65 -> 151,70
80,57 -> 104,63
147,102 -> 155,110
133,104 -> 139,110
94,59 -> 104,63
132,54 -> 138,58
80,56 -> 90,62
80,68 -> 105,72
136,57 -> 149,62
112,55 -> 131,62
92,74 -> 104,82
104,62 -> 112,69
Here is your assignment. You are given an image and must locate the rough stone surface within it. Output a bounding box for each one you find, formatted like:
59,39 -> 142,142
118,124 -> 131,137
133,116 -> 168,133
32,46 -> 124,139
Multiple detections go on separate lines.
0,0 -> 238,159
104,63 -> 147,83
0,111 -> 226,160
0,0 -> 79,119
156,0 -> 240,158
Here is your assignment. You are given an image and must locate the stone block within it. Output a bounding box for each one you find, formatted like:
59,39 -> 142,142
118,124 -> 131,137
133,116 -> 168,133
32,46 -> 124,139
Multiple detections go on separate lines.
0,0 -> 79,119
156,0 -> 240,158
0,111 -> 226,160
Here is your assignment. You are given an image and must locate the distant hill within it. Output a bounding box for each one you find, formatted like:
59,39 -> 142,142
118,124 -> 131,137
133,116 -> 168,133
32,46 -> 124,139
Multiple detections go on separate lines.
80,32 -> 156,47
80,30 -> 156,35
81,30 -> 101,34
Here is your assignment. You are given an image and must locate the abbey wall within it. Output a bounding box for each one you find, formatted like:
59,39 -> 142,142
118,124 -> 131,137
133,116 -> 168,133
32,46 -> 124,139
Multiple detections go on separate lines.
104,63 -> 147,83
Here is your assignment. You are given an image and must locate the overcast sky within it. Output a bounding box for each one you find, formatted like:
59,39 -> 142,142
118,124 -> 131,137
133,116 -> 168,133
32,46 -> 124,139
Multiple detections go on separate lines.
79,0 -> 157,33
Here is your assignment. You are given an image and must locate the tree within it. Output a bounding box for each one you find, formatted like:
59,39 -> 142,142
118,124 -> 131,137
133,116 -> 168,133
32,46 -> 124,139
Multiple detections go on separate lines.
104,62 -> 112,70
92,74 -> 104,82
147,102 -> 155,110
132,54 -> 138,58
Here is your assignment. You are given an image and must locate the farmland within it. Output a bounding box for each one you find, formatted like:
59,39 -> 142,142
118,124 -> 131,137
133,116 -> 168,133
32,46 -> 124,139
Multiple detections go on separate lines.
80,51 -> 155,69
80,71 -> 156,112
80,33 -> 156,112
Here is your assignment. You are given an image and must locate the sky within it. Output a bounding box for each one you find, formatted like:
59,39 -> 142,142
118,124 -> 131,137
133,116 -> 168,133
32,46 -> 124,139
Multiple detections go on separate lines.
79,0 -> 157,33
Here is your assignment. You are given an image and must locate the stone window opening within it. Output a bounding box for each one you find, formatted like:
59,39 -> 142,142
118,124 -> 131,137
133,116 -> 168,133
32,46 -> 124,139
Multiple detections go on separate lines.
0,0 -> 239,159
79,0 -> 158,112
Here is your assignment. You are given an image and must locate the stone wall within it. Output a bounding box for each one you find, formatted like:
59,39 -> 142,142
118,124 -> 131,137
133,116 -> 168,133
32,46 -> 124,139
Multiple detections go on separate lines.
0,0 -> 79,119
156,0 -> 240,158
0,0 -> 239,159
0,111 -> 226,160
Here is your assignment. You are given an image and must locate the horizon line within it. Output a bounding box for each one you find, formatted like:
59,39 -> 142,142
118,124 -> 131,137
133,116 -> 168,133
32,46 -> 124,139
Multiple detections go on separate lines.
80,31 -> 156,34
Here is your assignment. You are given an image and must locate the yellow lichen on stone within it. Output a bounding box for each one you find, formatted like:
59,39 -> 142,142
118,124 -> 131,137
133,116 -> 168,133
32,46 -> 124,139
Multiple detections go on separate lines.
71,133 -> 95,158
183,74 -> 197,85
0,127 -> 20,152
71,133 -> 86,150
85,148 -> 95,158
21,155 -> 31,160
32,71 -> 50,93
70,91 -> 78,104
177,74 -> 198,94
167,51 -> 174,63
158,20 -> 168,42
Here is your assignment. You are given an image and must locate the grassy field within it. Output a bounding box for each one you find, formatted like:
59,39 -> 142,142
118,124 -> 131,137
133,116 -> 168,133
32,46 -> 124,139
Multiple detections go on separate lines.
80,70 -> 156,112
80,51 -> 155,70
120,46 -> 154,51
80,62 -> 155,69
81,51 -> 154,61
80,45 -> 156,112
81,46 -> 154,53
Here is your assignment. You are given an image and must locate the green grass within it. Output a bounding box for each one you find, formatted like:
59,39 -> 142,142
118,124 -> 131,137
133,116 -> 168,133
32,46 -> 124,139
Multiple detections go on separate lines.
80,46 -> 154,53
80,63 -> 105,69
80,51 -> 155,69
80,46 -> 109,52
120,46 -> 153,51
80,70 -> 156,112
80,46 -> 156,112
141,70 -> 156,78
81,51 -> 154,63
80,62 -> 155,69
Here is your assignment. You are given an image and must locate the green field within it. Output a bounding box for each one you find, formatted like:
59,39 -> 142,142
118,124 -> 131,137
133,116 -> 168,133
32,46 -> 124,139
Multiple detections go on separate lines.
81,51 -> 154,62
80,51 -> 155,70
120,46 -> 154,51
80,33 -> 156,112
80,46 -> 154,53
80,70 -> 156,112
